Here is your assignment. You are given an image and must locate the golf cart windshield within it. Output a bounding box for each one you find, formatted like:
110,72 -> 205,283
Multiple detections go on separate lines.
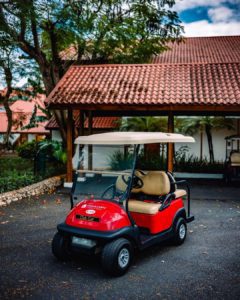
72,144 -> 135,206
72,132 -> 195,207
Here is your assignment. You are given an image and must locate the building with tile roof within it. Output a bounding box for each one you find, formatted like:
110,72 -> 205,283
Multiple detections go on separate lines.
46,114 -> 119,141
0,93 -> 49,145
45,36 -> 240,182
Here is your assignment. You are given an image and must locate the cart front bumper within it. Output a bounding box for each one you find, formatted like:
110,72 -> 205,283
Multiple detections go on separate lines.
57,223 -> 137,244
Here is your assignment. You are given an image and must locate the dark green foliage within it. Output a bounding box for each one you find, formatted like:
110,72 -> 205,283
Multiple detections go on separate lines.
108,146 -> 224,174
120,117 -> 168,132
16,140 -> 66,163
0,157 -> 35,193
0,0 -> 183,143
174,146 -> 224,173
17,141 -> 38,159
136,150 -> 166,170
108,148 -> 166,171
108,151 -> 134,170
38,140 -> 67,164
0,171 -> 36,194
0,155 -> 66,193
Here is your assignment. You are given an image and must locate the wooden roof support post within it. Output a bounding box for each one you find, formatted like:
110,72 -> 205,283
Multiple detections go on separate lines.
66,109 -> 73,182
167,112 -> 174,172
88,111 -> 93,170
79,110 -> 85,136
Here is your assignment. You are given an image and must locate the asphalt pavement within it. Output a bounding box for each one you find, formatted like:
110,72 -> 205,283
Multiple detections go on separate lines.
0,181 -> 240,299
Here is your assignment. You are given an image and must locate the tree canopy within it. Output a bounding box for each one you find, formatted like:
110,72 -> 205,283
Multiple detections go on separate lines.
0,0 -> 183,142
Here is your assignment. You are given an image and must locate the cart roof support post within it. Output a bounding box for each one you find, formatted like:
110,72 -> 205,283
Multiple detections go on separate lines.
66,109 -> 73,182
88,111 -> 93,170
167,112 -> 174,172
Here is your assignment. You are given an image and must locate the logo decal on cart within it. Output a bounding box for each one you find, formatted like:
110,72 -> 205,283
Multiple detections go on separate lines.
85,209 -> 96,215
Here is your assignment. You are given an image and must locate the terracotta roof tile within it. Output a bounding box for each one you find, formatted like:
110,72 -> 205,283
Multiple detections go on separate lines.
46,62 -> 240,107
45,115 -> 119,130
0,93 -> 48,134
152,36 -> 240,64
0,113 -> 49,134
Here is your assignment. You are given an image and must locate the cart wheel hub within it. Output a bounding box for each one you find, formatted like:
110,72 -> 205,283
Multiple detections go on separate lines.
118,248 -> 129,268
179,224 -> 186,239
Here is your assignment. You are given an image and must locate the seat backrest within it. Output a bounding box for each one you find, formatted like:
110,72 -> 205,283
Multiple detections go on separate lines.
134,171 -> 170,196
230,152 -> 240,164
115,170 -> 145,193
115,174 -> 129,192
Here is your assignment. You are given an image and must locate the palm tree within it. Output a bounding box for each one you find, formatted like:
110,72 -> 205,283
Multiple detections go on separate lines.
119,116 -> 168,159
119,116 -> 168,132
179,117 -> 234,163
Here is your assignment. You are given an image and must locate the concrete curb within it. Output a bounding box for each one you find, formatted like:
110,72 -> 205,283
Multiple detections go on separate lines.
0,176 -> 63,207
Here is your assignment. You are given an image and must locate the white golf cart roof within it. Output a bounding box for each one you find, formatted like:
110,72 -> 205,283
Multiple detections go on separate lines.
75,132 -> 195,145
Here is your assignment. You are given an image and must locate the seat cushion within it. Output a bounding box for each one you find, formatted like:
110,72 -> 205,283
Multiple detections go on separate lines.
174,189 -> 187,198
128,200 -> 161,215
135,171 -> 171,196
231,152 -> 240,164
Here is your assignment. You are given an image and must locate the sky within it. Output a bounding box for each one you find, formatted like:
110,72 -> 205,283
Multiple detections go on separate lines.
175,0 -> 240,36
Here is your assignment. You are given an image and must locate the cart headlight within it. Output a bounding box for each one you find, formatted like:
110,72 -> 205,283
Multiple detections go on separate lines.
72,236 -> 96,248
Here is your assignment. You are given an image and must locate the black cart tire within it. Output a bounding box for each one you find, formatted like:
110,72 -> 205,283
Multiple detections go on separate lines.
172,218 -> 187,245
52,232 -> 70,261
101,238 -> 133,276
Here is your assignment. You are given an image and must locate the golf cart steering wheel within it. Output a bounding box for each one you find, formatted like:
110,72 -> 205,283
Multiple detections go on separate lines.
121,174 -> 143,189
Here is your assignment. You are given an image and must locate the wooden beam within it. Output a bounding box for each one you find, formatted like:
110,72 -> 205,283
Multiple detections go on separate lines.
66,109 -> 73,182
167,112 -> 174,172
48,103 -> 240,115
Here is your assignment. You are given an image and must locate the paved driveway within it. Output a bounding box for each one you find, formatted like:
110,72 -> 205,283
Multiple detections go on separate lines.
0,182 -> 240,299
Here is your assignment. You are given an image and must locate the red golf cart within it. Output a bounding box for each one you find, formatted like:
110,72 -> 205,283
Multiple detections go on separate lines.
52,132 -> 195,276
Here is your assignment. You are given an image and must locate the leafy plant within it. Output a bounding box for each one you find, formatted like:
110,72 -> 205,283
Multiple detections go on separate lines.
108,151 -> 134,171
174,147 -> 224,173
38,140 -> 67,164
136,149 -> 166,170
16,141 -> 38,159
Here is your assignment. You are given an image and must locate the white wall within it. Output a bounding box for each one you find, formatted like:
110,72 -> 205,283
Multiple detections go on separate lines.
0,133 -> 20,145
72,145 -> 125,169
27,134 -> 36,142
53,119 -> 239,163
52,130 -> 62,142
175,123 -> 237,162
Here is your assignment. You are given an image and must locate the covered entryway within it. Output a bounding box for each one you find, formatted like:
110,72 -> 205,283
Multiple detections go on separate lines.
45,36 -> 240,183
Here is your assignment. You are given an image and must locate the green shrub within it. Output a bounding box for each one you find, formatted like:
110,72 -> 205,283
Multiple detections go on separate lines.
108,149 -> 166,171
0,171 -> 37,193
17,141 -> 38,159
174,146 -> 224,173
136,150 -> 166,170
108,151 -> 134,170
38,140 -> 67,164
0,156 -> 65,193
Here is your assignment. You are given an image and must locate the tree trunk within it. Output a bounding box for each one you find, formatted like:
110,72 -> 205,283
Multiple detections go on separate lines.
200,130 -> 203,161
0,64 -> 13,148
39,63 -> 67,144
3,97 -> 13,148
205,125 -> 214,164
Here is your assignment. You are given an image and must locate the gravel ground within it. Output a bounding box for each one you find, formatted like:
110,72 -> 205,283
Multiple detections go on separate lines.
0,181 -> 240,300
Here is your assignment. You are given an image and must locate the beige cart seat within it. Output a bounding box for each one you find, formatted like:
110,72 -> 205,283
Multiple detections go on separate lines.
129,171 -> 170,215
174,189 -> 187,198
129,171 -> 187,215
128,200 -> 161,215
115,170 -> 145,193
230,152 -> 240,166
